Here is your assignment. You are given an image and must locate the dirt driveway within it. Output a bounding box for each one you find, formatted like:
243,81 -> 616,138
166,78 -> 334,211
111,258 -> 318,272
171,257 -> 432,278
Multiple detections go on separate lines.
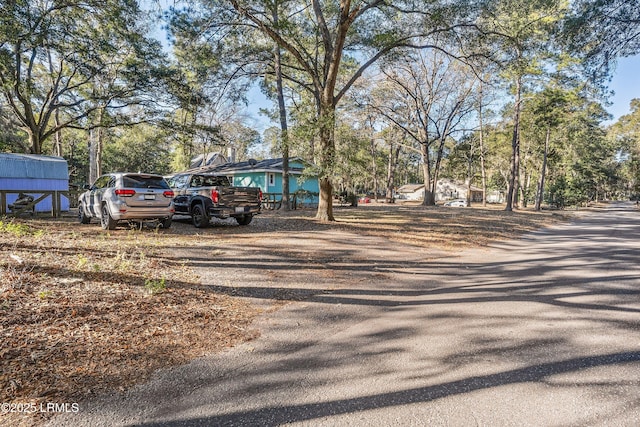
46,203 -> 640,426
1,203 -> 559,427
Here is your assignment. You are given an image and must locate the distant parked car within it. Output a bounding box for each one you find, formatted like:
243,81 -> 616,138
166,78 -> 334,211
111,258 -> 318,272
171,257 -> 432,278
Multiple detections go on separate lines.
443,199 -> 468,207
78,173 -> 174,230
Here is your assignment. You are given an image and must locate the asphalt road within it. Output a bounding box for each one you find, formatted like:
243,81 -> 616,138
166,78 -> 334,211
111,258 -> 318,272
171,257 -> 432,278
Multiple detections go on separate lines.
49,202 -> 640,426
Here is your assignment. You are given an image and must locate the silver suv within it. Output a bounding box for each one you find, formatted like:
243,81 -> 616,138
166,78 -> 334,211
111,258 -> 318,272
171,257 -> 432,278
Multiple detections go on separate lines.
78,173 -> 175,230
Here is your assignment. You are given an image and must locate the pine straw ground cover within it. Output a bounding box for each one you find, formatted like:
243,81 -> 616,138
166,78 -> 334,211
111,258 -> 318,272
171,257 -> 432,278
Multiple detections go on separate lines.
0,204 -> 568,426
328,203 -> 569,248
0,218 -> 260,427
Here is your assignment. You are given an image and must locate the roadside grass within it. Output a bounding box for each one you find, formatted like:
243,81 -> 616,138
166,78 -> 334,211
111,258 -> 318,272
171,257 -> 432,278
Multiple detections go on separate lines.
333,203 -> 567,248
0,204 -> 568,426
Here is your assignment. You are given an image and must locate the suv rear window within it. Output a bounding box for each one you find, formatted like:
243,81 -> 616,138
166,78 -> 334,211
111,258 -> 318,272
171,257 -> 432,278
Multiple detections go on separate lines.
122,175 -> 170,189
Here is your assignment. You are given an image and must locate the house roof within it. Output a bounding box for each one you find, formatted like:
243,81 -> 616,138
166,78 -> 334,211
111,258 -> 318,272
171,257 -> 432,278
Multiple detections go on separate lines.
190,152 -> 227,169
202,157 -> 311,175
397,184 -> 425,193
398,180 -> 483,193
437,178 -> 483,192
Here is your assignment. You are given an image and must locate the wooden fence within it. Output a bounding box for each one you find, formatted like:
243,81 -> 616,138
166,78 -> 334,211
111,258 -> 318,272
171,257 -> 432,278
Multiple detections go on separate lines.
0,190 -> 80,218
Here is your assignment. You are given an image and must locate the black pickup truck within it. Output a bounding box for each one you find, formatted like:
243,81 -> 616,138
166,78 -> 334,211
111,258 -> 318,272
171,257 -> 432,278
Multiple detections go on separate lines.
166,172 -> 262,227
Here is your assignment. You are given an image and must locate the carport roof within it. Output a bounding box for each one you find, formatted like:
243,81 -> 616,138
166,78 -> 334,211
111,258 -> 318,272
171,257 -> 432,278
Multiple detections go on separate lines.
0,153 -> 68,180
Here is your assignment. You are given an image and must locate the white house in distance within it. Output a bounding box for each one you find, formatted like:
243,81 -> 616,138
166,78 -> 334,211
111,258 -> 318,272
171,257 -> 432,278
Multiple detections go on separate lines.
397,179 -> 484,203
396,184 -> 426,201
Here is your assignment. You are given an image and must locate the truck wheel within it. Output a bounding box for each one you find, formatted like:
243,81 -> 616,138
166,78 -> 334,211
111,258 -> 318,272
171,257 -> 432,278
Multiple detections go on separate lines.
235,215 -> 253,226
78,203 -> 91,224
192,204 -> 209,228
161,218 -> 172,229
100,204 -> 117,230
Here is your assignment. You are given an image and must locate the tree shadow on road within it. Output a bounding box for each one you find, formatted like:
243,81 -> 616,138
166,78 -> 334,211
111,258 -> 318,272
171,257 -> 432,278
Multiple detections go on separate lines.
128,204 -> 640,426
138,351 -> 640,426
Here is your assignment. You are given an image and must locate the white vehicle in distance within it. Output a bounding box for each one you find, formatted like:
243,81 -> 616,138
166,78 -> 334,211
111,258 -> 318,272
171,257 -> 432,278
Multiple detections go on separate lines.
443,199 -> 468,207
78,173 -> 175,230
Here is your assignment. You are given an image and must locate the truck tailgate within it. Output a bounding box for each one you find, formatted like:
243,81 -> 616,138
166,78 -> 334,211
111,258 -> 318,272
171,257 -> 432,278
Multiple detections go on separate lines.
219,187 -> 260,206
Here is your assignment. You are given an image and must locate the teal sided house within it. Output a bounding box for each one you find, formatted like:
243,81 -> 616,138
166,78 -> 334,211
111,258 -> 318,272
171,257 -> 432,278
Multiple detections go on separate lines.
209,158 -> 319,207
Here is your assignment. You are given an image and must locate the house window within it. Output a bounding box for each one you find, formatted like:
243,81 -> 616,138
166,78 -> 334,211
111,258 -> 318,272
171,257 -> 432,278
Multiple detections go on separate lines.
268,173 -> 275,187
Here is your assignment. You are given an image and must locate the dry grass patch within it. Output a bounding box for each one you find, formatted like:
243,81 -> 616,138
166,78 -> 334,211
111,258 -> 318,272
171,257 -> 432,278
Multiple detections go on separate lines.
0,218 -> 258,427
256,204 -> 568,249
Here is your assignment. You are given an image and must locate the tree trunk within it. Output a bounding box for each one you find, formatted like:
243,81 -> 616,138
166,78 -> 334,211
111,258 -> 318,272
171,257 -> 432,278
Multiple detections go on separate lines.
52,112 -> 62,157
280,134 -> 290,210
273,7 -> 290,211
430,138 -> 447,206
431,119 -> 456,206
315,101 -> 335,221
467,139 -> 474,207
28,131 -> 43,155
47,48 -> 63,157
317,177 -> 334,221
89,108 -> 105,184
89,128 -> 99,184
420,142 -> 434,205
520,169 -> 529,208
386,142 -> 400,203
506,77 -> 522,212
478,81 -> 487,206
371,132 -> 379,201
535,127 -> 550,211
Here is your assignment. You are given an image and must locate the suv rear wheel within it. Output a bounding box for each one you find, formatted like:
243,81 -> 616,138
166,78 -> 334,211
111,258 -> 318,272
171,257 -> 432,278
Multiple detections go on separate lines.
78,203 -> 91,224
100,204 -> 118,230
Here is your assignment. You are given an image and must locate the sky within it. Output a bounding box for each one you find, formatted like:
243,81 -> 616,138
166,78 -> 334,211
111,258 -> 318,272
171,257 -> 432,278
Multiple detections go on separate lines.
606,55 -> 640,121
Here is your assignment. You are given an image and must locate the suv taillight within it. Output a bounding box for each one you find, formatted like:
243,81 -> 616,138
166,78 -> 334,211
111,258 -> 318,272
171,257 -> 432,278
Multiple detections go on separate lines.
163,190 -> 175,198
115,189 -> 135,197
258,189 -> 263,201
211,189 -> 219,204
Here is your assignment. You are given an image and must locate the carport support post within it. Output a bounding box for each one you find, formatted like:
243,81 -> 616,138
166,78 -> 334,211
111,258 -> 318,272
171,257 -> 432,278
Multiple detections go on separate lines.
53,191 -> 59,217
